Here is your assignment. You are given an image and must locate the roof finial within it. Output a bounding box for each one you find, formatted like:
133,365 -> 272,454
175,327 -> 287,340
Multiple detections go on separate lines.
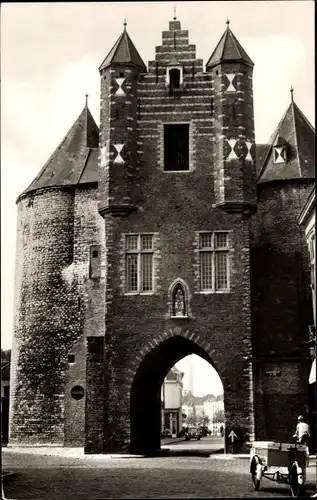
85,93 -> 88,108
226,18 -> 230,29
173,4 -> 177,20
123,18 -> 127,30
290,85 -> 294,102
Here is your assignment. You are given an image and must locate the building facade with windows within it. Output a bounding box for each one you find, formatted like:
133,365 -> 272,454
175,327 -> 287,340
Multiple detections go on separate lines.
298,187 -> 316,454
9,17 -> 315,454
161,367 -> 184,437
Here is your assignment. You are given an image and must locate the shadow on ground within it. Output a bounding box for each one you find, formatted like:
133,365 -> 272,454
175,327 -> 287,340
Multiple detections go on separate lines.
145,448 -> 224,458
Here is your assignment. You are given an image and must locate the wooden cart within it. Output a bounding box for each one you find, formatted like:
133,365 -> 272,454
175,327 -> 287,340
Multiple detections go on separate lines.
250,441 -> 307,497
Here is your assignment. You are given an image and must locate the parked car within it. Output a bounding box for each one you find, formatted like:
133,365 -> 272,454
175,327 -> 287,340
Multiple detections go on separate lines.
185,427 -> 201,440
198,425 -> 210,437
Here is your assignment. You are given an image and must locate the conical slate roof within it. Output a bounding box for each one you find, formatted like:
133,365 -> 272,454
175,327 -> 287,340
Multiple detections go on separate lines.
206,24 -> 254,69
18,104 -> 100,200
99,27 -> 146,72
258,99 -> 315,184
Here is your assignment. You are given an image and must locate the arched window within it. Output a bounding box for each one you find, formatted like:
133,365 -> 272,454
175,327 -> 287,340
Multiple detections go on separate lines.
168,278 -> 190,318
165,65 -> 183,93
169,68 -> 181,90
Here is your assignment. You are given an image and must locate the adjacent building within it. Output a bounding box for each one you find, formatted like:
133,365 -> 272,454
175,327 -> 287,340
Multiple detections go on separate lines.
298,187 -> 316,453
161,366 -> 184,437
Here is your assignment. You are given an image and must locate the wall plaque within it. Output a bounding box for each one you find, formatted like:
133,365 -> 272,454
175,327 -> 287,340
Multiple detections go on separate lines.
265,370 -> 281,377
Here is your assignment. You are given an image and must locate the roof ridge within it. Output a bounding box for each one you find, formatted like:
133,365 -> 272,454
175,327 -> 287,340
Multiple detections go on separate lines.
219,30 -> 226,61
125,30 -> 132,62
293,101 -> 315,133
291,101 -> 302,177
113,31 -> 125,63
229,29 -> 242,59
77,148 -> 91,185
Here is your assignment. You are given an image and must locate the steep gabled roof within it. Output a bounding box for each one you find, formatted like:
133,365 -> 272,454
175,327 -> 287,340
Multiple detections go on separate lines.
206,23 -> 254,69
256,144 -> 270,177
99,27 -> 146,72
18,104 -> 100,200
258,99 -> 315,184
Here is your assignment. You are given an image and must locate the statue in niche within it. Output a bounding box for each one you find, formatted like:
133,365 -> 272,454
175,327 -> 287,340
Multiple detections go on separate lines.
173,286 -> 185,316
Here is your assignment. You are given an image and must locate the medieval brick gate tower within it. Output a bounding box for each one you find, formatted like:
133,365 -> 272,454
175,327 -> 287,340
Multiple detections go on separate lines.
9,18 -> 315,455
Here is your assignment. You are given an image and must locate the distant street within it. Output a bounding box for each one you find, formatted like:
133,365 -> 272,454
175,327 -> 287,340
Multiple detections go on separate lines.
161,435 -> 224,455
3,436 -> 316,499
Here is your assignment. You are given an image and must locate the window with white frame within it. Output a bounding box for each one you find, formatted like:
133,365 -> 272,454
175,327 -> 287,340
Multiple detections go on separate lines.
199,232 -> 230,291
125,234 -> 154,293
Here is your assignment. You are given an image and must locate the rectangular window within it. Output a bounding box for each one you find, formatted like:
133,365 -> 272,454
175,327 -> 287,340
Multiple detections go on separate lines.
125,234 -> 154,293
199,232 -> 230,291
164,124 -> 189,171
89,245 -> 101,279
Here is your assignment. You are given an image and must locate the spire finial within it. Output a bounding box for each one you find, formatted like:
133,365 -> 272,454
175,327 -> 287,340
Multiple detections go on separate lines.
290,85 -> 294,102
173,4 -> 177,20
226,18 -> 230,29
123,18 -> 127,30
85,93 -> 88,108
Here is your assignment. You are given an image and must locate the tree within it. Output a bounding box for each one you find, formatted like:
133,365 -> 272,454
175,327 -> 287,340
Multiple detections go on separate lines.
186,413 -> 198,426
213,409 -> 224,423
201,414 -> 210,427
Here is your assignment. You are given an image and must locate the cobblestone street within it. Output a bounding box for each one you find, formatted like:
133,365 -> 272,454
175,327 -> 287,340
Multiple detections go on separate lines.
3,447 -> 316,499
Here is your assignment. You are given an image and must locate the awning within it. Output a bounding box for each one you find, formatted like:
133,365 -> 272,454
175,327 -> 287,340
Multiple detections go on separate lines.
309,358 -> 316,384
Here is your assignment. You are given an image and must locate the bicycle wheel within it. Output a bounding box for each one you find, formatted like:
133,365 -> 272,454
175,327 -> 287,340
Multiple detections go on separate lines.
289,461 -> 305,497
250,455 -> 262,491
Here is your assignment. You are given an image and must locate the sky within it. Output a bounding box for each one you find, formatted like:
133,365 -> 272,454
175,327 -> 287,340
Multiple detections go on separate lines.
1,2 -> 315,392
175,354 -> 224,397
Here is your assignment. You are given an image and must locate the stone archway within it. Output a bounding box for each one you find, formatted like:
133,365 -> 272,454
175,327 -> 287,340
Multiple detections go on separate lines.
85,327 -> 254,455
130,334 -> 218,455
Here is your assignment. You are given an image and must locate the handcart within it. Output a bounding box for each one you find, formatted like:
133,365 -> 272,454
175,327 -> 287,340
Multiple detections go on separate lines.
250,441 -> 307,497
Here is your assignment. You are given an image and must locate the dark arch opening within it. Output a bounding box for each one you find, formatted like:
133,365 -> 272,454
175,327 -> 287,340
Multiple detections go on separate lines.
169,68 -> 181,90
130,335 -> 219,455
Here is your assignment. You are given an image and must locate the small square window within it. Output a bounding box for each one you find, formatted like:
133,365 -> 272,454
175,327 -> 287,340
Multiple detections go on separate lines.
215,232 -> 228,249
200,233 -> 213,249
119,72 -> 124,78
92,250 -> 99,258
68,354 -> 75,363
141,235 -> 153,250
126,235 -> 138,250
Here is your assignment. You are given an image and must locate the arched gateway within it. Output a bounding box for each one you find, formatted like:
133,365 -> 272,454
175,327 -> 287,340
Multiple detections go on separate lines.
130,334 -> 225,454
85,327 -> 254,455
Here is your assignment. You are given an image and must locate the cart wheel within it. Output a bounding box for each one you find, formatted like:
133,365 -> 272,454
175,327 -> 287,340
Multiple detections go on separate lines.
250,455 -> 262,491
289,461 -> 305,498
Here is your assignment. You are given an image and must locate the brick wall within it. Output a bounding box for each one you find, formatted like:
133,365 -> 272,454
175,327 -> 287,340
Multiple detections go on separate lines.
64,185 -> 106,446
91,20 -> 256,454
85,336 -> 105,454
208,62 -> 256,209
251,180 -> 314,440
9,189 -> 81,445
